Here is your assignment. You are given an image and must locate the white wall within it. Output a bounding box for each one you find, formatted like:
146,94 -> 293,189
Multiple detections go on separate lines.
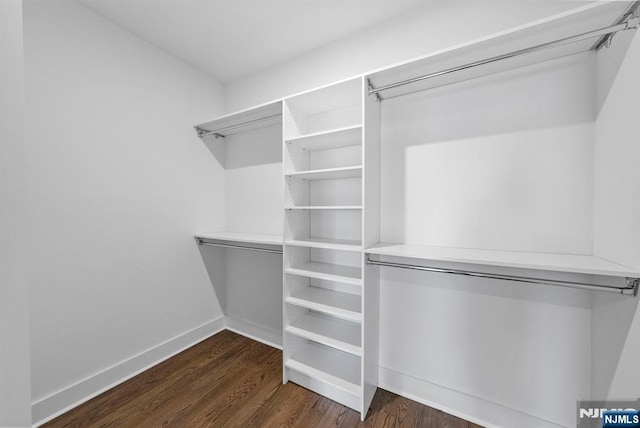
0,0 -> 32,426
591,26 -> 640,402
223,0 -> 581,112
22,0 -> 226,423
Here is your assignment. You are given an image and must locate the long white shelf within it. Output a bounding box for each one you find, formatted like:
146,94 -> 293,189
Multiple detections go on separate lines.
286,262 -> 362,285
285,205 -> 362,210
195,231 -> 283,246
285,237 -> 362,252
365,243 -> 640,278
196,100 -> 282,137
285,166 -> 363,181
286,311 -> 361,356
286,287 -> 362,322
285,125 -> 362,151
285,340 -> 361,397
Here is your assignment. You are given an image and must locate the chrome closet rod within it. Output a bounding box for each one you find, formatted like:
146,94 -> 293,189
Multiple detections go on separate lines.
368,17 -> 640,96
196,113 -> 282,139
366,255 -> 640,296
197,239 -> 283,254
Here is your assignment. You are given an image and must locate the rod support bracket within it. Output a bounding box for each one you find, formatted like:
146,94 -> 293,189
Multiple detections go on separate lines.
627,277 -> 640,297
366,78 -> 383,102
195,127 -> 225,139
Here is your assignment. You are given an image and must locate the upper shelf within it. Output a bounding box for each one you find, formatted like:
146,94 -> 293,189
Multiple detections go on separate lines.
285,166 -> 362,181
366,2 -> 633,100
195,101 -> 282,138
195,231 -> 283,246
365,243 -> 640,278
285,125 -> 362,151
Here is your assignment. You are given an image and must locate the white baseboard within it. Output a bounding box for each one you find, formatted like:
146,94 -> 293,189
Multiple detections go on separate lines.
32,316 -> 226,427
32,323 -> 566,428
225,315 -> 282,350
378,365 -> 566,428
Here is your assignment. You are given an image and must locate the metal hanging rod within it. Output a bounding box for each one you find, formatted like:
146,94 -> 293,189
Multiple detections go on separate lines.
368,16 -> 640,97
195,113 -> 282,139
366,255 -> 640,296
197,238 -> 283,254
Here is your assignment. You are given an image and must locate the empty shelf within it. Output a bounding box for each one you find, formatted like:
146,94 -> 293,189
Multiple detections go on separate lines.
285,205 -> 362,210
286,287 -> 362,322
285,340 -> 361,396
285,166 -> 363,181
286,311 -> 361,356
195,231 -> 283,246
287,262 -> 362,285
196,101 -> 282,137
285,237 -> 362,252
365,243 -> 640,278
285,125 -> 362,151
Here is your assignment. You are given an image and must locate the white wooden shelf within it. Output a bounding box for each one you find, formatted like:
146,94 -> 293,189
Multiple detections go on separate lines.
285,125 -> 362,151
285,166 -> 362,181
365,243 -> 640,278
195,100 -> 282,137
286,262 -> 362,285
286,311 -> 361,356
286,287 -> 362,322
195,231 -> 283,246
285,205 -> 362,210
285,237 -> 362,252
285,340 -> 361,396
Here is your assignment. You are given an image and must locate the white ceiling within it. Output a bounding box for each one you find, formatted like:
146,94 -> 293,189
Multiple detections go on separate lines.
76,0 -> 428,83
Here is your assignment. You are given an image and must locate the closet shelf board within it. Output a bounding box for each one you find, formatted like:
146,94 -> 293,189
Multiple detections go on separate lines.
286,311 -> 362,356
285,125 -> 362,151
286,287 -> 362,322
285,341 -> 362,396
285,237 -> 362,252
285,166 -> 363,180
285,206 -> 362,210
365,243 -> 640,278
195,231 -> 283,246
286,262 -> 362,285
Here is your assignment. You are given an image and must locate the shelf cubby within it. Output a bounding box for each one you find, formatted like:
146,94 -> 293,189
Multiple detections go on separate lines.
285,237 -> 362,252
285,336 -> 362,410
285,308 -> 362,356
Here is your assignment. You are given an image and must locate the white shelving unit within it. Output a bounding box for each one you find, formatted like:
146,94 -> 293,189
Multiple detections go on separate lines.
191,2 -> 640,424
282,77 -> 379,419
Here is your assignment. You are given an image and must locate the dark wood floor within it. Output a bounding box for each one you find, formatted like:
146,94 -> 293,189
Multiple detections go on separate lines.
45,330 -> 481,427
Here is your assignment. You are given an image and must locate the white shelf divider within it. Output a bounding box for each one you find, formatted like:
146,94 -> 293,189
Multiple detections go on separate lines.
285,166 -> 363,180
285,125 -> 362,151
285,237 -> 362,252
285,340 -> 362,396
286,311 -> 362,356
285,205 -> 362,210
286,262 -> 362,285
286,287 -> 362,323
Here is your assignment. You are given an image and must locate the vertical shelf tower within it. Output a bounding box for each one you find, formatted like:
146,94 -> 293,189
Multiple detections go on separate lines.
282,77 -> 380,419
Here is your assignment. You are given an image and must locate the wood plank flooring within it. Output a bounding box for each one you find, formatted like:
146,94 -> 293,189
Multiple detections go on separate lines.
44,330 -> 482,427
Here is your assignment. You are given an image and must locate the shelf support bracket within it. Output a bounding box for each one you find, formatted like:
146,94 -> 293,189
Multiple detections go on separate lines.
627,277 -> 640,297
195,127 -> 225,139
367,78 -> 383,102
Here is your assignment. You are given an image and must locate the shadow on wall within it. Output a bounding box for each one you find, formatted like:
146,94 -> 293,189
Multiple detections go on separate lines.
380,52 -> 596,253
